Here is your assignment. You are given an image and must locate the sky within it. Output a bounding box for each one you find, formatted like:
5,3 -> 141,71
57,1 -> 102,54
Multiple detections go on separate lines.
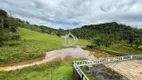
0,0 -> 142,29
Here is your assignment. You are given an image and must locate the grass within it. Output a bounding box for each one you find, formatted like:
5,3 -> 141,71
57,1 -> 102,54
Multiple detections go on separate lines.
97,44 -> 142,56
85,73 -> 94,80
110,44 -> 142,54
0,61 -> 73,80
0,27 -> 90,66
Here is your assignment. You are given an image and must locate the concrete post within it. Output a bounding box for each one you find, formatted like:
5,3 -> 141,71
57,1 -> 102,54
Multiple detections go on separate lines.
121,56 -> 124,60
130,55 -> 133,60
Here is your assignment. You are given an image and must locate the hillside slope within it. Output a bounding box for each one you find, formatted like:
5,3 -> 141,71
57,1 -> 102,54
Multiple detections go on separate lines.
0,27 -> 89,65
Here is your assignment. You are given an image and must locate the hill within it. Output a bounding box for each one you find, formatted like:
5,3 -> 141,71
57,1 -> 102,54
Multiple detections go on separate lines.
1,9 -> 140,49
0,27 -> 89,65
70,22 -> 142,48
0,9 -> 142,65
20,21 -> 142,49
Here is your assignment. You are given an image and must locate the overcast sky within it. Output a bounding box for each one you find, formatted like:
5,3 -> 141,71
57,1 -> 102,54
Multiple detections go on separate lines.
0,0 -> 142,29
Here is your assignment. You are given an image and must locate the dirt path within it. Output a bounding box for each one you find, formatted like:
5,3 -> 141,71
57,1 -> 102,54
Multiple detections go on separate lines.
0,46 -> 94,71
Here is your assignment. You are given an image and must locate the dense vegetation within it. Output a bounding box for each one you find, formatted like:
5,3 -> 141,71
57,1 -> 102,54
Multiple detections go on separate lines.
77,23 -> 142,56
69,23 -> 142,48
0,9 -> 20,46
76,23 -> 142,56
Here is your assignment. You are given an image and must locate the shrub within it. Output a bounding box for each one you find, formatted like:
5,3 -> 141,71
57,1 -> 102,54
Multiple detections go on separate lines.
86,45 -> 94,49
84,65 -> 89,70
0,36 -> 4,46
12,34 -> 20,40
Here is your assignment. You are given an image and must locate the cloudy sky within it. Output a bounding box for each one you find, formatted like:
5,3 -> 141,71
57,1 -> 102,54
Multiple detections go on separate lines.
0,0 -> 142,29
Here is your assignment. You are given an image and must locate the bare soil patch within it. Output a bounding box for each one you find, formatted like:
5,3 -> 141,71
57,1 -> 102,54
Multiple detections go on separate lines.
82,47 -> 112,58
0,67 -> 7,71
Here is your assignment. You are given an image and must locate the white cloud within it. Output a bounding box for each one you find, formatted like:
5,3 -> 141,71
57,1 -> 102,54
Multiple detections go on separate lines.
0,0 -> 142,29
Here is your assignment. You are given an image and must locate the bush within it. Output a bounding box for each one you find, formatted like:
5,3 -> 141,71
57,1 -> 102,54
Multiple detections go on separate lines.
11,34 -> 20,40
0,41 -> 3,47
0,36 -> 4,46
84,65 -> 89,70
86,45 -> 94,49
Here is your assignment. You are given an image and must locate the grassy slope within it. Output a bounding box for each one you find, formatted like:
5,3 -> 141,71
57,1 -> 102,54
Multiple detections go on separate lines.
0,27 -> 89,65
96,44 -> 142,56
0,61 -> 73,80
110,44 -> 142,54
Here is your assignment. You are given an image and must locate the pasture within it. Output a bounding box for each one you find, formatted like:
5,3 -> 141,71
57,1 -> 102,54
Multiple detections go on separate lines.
0,28 -> 89,65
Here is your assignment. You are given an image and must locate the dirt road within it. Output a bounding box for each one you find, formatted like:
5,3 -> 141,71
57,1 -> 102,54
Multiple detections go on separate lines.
0,46 -> 94,71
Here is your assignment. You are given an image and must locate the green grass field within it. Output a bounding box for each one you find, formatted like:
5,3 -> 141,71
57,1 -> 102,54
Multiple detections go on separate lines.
0,61 -> 73,80
0,27 -> 89,66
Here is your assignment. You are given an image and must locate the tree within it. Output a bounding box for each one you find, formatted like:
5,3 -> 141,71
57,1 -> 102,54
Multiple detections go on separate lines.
0,9 -> 7,18
134,37 -> 142,49
95,38 -> 101,47
93,36 -> 101,47
135,38 -> 140,48
26,21 -> 29,24
128,32 -> 136,47
102,34 -> 114,48
0,10 -> 20,47
0,36 -> 4,46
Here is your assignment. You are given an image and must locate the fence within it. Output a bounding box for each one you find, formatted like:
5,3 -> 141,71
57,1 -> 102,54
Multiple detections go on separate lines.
73,55 -> 142,80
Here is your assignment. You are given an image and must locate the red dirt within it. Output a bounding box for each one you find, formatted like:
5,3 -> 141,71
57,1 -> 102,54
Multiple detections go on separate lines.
0,57 -> 44,67
0,67 -> 7,71
63,56 -> 73,61
82,47 -> 112,58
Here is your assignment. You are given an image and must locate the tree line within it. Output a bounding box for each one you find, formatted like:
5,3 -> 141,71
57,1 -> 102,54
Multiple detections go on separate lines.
0,9 -> 142,48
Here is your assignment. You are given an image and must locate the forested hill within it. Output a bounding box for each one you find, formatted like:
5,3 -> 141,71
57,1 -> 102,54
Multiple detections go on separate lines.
0,9 -> 142,48
69,22 -> 140,39
69,22 -> 142,48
